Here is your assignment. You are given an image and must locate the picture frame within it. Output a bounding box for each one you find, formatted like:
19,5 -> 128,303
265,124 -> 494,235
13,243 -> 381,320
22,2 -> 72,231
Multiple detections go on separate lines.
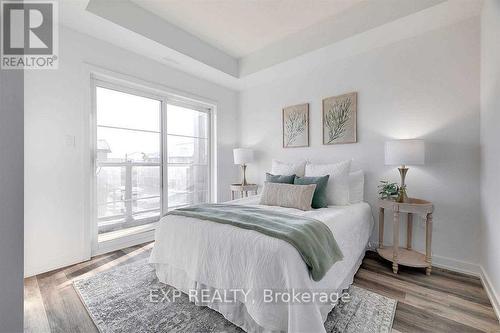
322,92 -> 357,145
282,103 -> 309,148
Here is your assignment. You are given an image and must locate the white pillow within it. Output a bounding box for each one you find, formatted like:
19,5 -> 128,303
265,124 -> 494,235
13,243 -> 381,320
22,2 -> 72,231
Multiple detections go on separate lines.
349,170 -> 364,203
305,160 -> 351,205
271,159 -> 306,177
259,182 -> 316,211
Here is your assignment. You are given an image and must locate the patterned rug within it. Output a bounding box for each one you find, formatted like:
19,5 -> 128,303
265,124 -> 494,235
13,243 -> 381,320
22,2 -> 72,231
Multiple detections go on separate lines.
74,259 -> 396,333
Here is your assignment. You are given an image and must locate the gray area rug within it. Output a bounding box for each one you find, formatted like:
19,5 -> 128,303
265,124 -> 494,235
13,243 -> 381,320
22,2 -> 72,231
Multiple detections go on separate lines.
74,259 -> 396,333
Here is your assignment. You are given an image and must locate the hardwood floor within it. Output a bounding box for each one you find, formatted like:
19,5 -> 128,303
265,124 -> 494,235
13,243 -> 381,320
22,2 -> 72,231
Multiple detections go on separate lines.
358,252 -> 499,333
24,244 -> 500,333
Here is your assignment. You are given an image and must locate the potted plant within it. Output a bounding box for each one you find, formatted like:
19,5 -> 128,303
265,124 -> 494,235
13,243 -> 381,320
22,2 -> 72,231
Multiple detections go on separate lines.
378,181 -> 399,200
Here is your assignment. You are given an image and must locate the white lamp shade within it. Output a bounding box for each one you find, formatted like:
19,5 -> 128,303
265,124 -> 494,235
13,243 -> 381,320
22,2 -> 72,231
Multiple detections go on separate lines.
233,148 -> 254,165
385,139 -> 425,166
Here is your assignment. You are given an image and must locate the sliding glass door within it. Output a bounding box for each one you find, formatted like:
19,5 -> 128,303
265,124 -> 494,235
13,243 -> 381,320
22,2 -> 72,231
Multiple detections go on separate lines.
95,85 -> 162,239
93,80 -> 211,245
166,103 -> 210,210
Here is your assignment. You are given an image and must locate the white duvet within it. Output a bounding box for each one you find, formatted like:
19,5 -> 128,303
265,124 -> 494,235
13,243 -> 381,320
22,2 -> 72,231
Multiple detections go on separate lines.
149,196 -> 374,333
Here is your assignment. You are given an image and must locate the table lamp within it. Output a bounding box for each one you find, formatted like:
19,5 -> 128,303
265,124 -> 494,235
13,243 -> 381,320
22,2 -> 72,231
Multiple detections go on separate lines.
385,139 -> 425,202
233,148 -> 254,186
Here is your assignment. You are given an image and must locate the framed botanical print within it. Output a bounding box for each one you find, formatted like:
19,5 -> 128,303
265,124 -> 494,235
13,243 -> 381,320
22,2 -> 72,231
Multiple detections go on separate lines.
322,92 -> 357,144
282,103 -> 309,148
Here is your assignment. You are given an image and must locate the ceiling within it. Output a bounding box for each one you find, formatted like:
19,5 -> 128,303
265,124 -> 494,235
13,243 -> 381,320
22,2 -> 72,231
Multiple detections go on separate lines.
130,0 -> 363,58
61,0 -> 482,90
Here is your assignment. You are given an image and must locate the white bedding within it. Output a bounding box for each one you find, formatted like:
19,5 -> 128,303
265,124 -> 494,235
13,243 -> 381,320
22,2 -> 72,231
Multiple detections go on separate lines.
149,196 -> 374,333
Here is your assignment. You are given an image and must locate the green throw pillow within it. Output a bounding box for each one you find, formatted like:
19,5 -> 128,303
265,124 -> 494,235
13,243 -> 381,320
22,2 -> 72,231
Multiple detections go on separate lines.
294,175 -> 330,209
265,173 -> 295,184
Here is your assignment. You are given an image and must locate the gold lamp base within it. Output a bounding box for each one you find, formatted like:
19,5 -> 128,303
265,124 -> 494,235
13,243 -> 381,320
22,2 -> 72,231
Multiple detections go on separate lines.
397,166 -> 409,203
240,164 -> 248,186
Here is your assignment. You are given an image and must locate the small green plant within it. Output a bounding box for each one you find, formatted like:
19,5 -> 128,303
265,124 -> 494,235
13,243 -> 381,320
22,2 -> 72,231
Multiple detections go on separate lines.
378,180 -> 399,199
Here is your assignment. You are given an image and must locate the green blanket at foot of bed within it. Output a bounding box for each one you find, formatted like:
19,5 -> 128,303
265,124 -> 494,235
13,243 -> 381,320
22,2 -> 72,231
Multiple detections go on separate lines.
168,204 -> 343,281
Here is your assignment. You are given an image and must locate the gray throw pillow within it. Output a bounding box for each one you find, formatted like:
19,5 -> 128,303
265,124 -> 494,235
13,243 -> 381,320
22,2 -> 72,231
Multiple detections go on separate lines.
259,182 -> 316,211
294,175 -> 330,209
265,173 -> 295,184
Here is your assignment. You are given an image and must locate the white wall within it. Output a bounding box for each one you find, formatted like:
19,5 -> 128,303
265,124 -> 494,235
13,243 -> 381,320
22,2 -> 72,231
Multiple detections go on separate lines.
24,27 -> 238,276
238,18 -> 481,272
480,0 -> 500,315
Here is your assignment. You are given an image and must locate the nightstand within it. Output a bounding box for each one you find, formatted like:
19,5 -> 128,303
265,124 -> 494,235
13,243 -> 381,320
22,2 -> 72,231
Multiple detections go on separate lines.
230,184 -> 258,200
377,198 -> 434,275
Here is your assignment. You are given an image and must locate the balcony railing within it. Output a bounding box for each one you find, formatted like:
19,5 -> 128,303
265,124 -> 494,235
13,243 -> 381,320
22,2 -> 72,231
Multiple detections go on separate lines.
97,161 -> 160,234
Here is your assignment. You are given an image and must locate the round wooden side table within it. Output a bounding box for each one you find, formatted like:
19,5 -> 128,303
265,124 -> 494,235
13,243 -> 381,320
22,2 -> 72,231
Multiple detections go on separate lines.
377,198 -> 434,275
230,184 -> 258,200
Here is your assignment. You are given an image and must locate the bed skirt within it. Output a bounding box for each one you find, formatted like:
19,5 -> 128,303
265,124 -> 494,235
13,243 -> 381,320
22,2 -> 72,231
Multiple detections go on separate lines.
152,250 -> 366,333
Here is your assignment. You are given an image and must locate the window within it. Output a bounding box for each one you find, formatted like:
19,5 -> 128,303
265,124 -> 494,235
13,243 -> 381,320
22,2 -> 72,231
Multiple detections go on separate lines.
95,86 -> 162,236
93,79 -> 212,242
167,103 -> 210,209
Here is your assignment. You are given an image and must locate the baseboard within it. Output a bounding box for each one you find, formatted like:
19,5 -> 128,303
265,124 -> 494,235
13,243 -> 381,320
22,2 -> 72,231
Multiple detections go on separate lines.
24,251 -> 90,278
367,248 -> 482,276
432,254 -> 481,276
480,266 -> 500,323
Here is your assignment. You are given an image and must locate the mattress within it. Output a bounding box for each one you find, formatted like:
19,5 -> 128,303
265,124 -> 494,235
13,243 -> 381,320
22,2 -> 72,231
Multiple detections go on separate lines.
149,196 -> 374,332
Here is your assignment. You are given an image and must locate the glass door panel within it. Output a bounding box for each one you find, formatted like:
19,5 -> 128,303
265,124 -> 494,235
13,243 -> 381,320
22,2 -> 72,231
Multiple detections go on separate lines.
95,86 -> 161,238
166,104 -> 210,210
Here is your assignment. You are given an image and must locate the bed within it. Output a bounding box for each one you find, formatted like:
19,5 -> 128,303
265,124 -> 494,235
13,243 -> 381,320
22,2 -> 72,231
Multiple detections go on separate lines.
149,195 -> 374,333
